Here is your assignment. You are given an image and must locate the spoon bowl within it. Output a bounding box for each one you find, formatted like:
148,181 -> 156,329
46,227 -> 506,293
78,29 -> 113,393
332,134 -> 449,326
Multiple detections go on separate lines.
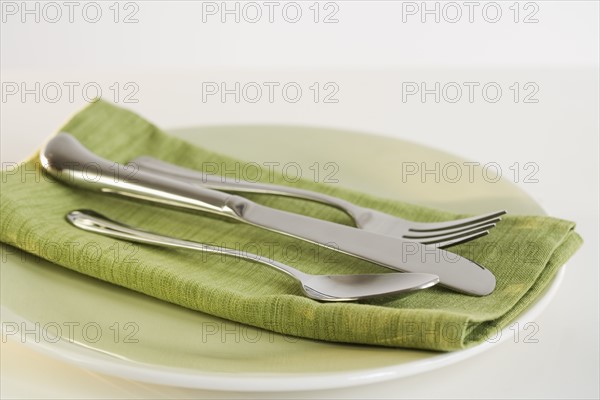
301,273 -> 438,301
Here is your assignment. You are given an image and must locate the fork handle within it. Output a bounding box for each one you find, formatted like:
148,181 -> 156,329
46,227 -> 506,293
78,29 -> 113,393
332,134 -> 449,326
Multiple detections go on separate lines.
41,134 -> 236,217
132,156 -> 364,222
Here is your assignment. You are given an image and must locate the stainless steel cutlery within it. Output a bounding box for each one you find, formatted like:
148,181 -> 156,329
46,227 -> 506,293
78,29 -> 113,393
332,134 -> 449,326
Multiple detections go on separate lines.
66,209 -> 439,302
41,133 -> 498,296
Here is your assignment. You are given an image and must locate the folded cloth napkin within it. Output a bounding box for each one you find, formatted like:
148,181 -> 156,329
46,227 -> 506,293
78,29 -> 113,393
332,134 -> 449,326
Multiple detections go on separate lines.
0,100 -> 582,351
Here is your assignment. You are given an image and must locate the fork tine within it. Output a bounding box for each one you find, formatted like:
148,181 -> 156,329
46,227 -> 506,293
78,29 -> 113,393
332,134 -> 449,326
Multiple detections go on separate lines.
404,219 -> 500,239
433,230 -> 489,248
407,223 -> 495,244
408,210 -> 506,232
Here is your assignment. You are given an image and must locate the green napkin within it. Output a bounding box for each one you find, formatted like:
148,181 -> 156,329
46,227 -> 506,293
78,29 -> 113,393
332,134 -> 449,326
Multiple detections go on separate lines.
0,100 -> 582,351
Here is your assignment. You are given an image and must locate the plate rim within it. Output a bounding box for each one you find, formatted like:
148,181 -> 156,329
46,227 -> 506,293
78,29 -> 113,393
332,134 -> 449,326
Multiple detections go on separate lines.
1,266 -> 564,392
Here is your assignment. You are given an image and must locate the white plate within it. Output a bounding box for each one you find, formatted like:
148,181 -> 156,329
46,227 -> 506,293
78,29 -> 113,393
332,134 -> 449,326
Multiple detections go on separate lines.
0,126 -> 559,392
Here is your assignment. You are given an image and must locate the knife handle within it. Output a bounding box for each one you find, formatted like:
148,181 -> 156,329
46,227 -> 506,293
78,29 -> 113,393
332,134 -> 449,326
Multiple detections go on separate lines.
40,133 -> 236,217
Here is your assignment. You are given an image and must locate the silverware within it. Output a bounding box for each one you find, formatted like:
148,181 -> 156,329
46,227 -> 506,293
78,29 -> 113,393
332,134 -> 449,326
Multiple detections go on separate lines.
66,210 -> 439,302
132,156 -> 505,248
40,133 -> 496,296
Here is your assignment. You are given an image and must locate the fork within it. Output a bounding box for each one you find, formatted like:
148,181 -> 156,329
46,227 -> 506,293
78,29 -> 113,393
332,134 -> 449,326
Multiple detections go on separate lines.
132,157 -> 506,248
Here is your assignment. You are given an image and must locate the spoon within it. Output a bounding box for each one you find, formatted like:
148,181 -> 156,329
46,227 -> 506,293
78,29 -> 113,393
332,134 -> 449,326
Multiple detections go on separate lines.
66,210 -> 439,302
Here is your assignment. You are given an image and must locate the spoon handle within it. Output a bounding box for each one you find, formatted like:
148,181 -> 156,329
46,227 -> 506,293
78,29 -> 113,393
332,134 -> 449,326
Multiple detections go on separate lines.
65,209 -> 305,281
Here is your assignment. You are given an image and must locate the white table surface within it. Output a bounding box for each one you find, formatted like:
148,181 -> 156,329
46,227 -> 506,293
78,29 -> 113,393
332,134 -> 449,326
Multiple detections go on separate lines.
1,1 -> 598,398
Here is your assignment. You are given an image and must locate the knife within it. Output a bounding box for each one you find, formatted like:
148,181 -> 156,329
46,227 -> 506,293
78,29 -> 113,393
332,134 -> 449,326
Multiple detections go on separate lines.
40,133 -> 496,296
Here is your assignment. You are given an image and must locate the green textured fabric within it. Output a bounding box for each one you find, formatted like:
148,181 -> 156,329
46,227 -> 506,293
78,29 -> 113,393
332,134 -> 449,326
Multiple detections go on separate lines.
0,100 -> 582,351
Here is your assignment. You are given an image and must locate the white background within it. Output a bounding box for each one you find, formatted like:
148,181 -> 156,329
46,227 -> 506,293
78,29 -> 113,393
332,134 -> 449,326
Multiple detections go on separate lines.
1,1 -> 599,398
